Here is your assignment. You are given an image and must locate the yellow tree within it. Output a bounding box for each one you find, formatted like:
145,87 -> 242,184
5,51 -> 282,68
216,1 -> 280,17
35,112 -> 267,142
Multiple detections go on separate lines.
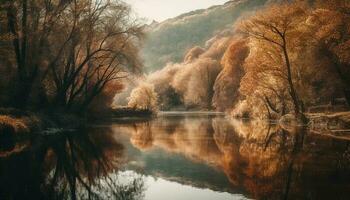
239,39 -> 290,118
239,4 -> 307,116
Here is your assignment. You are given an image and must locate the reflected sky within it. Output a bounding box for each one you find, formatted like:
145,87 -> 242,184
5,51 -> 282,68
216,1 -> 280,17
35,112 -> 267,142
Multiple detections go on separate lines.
118,170 -> 248,200
144,174 -> 246,200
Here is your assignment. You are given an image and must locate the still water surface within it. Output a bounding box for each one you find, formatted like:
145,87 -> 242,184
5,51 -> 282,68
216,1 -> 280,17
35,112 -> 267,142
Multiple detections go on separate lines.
0,112 -> 349,199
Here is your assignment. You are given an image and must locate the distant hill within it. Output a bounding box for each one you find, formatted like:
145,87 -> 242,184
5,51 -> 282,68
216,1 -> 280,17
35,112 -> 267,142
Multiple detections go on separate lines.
141,0 -> 269,72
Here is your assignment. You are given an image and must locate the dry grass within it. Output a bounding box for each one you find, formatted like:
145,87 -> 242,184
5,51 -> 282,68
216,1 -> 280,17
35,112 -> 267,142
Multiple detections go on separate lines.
0,115 -> 29,134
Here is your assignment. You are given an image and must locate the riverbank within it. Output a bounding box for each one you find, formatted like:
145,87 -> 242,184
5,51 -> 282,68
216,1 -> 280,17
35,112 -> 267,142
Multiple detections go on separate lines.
112,107 -> 155,118
0,107 -> 157,138
2,107 -> 349,139
0,108 -> 87,142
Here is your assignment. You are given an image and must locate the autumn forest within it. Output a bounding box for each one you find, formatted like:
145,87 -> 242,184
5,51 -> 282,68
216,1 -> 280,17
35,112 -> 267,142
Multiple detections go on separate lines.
126,0 -> 350,121
0,0 -> 350,200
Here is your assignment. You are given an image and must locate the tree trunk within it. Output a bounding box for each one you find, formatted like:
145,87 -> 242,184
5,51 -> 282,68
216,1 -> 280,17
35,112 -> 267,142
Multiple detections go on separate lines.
265,96 -> 279,113
9,75 -> 34,109
282,42 -> 300,115
54,90 -> 67,108
264,101 -> 272,120
6,0 -> 33,109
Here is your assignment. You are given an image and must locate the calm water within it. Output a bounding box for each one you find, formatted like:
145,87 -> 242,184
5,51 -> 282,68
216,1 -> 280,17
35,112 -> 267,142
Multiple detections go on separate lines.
0,112 -> 349,199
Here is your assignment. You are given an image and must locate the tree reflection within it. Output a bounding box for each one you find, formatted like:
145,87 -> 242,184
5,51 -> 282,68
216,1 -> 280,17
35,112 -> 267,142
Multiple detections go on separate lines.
120,116 -> 350,200
0,128 -> 145,200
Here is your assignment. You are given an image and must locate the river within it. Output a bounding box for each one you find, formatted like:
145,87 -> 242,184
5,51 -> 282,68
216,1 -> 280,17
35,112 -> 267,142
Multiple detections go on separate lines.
0,112 -> 349,199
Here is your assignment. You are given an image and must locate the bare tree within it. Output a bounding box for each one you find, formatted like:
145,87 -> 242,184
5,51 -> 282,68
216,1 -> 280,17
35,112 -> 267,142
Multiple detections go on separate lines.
1,0 -> 143,112
47,0 -> 143,111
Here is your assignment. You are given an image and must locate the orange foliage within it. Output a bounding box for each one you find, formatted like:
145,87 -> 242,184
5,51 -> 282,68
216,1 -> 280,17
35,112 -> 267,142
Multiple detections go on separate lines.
212,37 -> 249,111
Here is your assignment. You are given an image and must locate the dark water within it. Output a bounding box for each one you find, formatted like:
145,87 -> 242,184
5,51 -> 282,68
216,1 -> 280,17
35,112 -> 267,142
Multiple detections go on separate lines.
0,112 -> 350,200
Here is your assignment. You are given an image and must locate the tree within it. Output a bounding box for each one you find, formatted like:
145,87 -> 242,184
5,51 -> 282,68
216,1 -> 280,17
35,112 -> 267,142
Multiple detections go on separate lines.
1,0 -> 143,112
212,37 -> 249,112
239,39 -> 291,118
128,83 -> 158,111
239,4 -> 307,115
2,0 -> 71,108
172,58 -> 221,109
47,0 -> 143,111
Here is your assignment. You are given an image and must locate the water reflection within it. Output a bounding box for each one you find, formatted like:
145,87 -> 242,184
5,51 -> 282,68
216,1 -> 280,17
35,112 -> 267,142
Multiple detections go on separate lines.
0,128 -> 145,200
1,113 -> 349,200
113,113 -> 350,200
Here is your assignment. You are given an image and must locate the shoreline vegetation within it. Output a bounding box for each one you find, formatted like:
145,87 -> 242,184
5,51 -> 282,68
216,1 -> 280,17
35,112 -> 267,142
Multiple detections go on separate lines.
1,106 -> 348,136
0,0 -> 146,148
0,106 -> 156,145
125,1 -> 350,125
112,107 -> 155,118
0,0 -> 144,130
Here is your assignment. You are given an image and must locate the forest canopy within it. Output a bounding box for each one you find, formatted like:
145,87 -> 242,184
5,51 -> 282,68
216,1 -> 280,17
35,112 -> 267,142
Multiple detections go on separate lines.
121,0 -> 350,119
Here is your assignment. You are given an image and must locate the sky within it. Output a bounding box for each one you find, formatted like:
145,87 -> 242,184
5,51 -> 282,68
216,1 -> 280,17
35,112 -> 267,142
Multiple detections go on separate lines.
124,0 -> 229,22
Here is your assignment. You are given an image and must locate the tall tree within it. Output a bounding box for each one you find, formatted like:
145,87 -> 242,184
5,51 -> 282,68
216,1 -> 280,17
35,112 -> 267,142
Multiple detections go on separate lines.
47,0 -> 143,111
239,4 -> 307,115
1,0 -> 143,112
3,0 -> 70,108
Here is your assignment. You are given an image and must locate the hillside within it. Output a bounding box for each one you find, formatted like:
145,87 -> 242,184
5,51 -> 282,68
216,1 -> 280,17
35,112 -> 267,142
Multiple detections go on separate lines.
142,0 -> 269,72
